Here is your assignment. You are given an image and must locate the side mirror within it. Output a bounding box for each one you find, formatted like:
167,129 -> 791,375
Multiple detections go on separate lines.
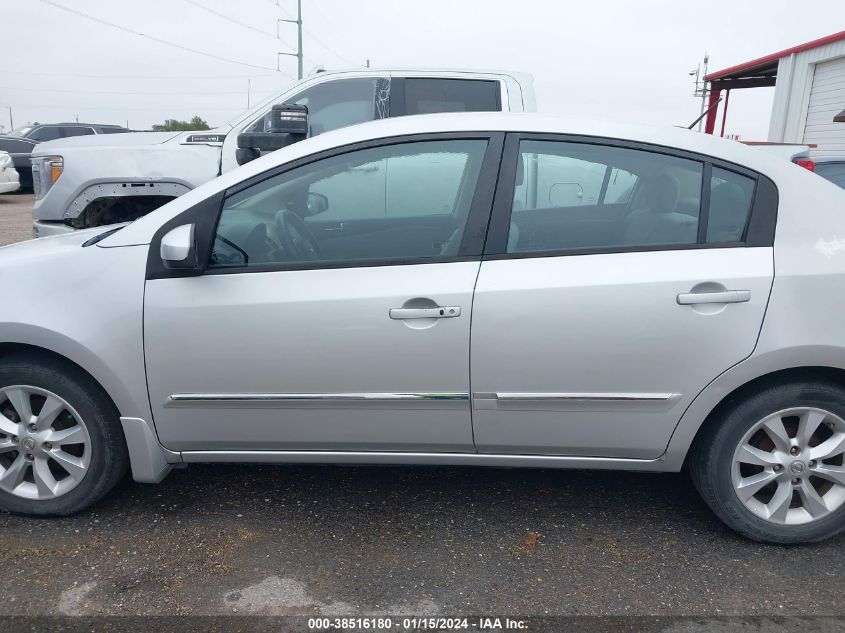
160,223 -> 198,269
235,147 -> 260,166
236,103 -> 309,165
306,192 -> 329,216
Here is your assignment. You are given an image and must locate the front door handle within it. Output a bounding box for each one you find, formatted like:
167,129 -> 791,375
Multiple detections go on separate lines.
389,306 -> 461,320
677,290 -> 751,305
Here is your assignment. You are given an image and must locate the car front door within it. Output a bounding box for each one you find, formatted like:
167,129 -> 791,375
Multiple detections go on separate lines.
470,135 -> 776,459
144,133 -> 501,453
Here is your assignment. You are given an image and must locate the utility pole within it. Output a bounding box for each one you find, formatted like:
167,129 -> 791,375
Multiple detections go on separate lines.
276,0 -> 303,79
7,105 -> 13,130
691,53 -> 709,132
247,77 -> 251,108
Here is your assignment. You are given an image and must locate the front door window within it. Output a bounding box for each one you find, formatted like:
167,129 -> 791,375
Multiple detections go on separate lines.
210,139 -> 488,269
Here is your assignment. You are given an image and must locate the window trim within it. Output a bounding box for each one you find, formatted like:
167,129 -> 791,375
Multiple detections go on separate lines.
146,132 -> 505,281
484,132 -> 778,259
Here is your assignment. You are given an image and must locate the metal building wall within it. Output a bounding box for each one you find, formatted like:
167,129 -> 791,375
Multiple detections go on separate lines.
767,38 -> 845,150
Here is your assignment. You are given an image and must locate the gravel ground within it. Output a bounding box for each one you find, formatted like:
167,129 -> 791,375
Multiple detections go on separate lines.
0,191 -> 843,621
0,191 -> 34,246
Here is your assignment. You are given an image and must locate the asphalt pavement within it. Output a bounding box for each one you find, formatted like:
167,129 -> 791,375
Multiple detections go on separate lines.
1,464 -> 844,616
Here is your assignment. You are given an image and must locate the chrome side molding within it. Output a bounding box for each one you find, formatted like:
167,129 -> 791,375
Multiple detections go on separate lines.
489,392 -> 676,401
168,391 -> 679,411
167,392 -> 470,409
472,392 -> 680,411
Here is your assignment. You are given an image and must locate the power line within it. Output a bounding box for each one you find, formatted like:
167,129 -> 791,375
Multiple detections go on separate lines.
265,0 -> 294,19
303,0 -> 349,45
302,0 -> 356,65
39,0 -> 287,75
181,0 -> 295,50
302,26 -> 352,65
0,85 -> 278,97
5,102 -> 245,112
263,0 -> 351,65
0,69 -> 280,80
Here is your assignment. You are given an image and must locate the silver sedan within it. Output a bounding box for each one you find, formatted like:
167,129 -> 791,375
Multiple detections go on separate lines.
1,113 -> 845,544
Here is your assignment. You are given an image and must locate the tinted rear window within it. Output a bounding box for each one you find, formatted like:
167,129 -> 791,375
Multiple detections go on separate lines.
62,127 -> 96,137
404,78 -> 500,115
815,162 -> 845,189
29,126 -> 62,142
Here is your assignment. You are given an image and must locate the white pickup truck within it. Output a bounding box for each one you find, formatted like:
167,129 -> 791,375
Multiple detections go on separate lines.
30,69 -> 535,236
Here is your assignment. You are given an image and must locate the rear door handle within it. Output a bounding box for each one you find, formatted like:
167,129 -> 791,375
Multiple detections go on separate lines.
677,290 -> 751,305
389,306 -> 461,319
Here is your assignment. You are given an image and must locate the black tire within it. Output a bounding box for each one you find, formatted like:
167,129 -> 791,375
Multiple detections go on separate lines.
690,378 -> 845,544
0,351 -> 128,516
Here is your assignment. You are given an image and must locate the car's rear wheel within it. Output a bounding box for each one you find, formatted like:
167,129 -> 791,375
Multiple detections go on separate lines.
0,352 -> 128,516
691,379 -> 845,543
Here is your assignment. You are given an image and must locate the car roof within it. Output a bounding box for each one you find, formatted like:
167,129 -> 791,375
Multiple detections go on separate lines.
813,156 -> 845,164
249,111 -> 799,181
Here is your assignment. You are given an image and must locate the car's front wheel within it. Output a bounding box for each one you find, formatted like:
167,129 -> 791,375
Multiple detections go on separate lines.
0,352 -> 128,516
691,379 -> 845,543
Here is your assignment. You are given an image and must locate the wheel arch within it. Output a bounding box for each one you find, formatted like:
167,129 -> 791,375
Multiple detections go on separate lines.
0,340 -> 176,483
664,347 -> 845,470
0,341 -> 120,408
0,321 -> 154,423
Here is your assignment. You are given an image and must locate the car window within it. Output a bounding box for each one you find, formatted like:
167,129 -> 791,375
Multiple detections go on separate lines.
9,126 -> 34,138
404,79 -> 500,115
815,162 -> 845,189
706,167 -> 755,243
0,138 -> 36,153
507,140 -> 704,253
62,127 -> 96,137
28,126 -> 62,142
246,78 -> 383,136
210,139 -> 488,269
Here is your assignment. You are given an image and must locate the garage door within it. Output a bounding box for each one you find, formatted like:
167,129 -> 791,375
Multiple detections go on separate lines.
803,56 -> 845,157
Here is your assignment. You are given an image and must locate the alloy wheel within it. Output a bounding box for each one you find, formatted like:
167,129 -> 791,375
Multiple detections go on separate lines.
731,407 -> 845,525
0,385 -> 91,500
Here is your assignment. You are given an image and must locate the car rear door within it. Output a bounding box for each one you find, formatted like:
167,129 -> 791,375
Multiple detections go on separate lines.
469,134 -> 776,459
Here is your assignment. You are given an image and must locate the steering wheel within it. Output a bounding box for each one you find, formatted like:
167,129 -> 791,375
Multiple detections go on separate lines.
274,209 -> 321,261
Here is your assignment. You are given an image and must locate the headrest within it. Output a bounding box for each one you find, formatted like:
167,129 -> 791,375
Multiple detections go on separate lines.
647,172 -> 680,213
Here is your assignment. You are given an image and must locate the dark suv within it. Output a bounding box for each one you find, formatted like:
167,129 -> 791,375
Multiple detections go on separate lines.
1,123 -> 129,190
9,122 -> 129,142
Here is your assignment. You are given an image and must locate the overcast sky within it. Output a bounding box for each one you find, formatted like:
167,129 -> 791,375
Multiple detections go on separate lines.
1,0 -> 843,139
